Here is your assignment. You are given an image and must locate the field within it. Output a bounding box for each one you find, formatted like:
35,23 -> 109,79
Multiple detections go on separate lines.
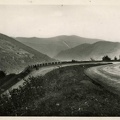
1,64 -> 120,116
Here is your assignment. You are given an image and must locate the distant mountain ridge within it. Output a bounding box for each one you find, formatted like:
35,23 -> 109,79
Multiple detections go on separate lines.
0,33 -> 53,73
15,35 -> 101,57
55,41 -> 120,61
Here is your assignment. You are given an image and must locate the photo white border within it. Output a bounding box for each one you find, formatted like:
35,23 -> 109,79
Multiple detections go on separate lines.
0,0 -> 120,5
0,0 -> 120,119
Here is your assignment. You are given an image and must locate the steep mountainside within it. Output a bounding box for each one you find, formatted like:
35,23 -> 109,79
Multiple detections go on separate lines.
55,41 -> 120,61
15,35 -> 101,57
0,33 -> 53,73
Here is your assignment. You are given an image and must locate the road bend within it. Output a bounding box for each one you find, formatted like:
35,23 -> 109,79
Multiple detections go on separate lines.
85,63 -> 120,96
3,61 -> 119,95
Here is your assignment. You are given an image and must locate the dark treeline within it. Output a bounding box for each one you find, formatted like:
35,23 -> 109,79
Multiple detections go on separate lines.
102,55 -> 120,61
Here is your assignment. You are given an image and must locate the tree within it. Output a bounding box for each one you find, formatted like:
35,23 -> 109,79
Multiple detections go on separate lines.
114,56 -> 117,61
102,55 -> 111,61
0,70 -> 6,79
72,60 -> 76,62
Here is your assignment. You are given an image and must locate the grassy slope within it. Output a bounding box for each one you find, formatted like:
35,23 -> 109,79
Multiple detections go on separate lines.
1,64 -> 120,116
0,33 -> 53,73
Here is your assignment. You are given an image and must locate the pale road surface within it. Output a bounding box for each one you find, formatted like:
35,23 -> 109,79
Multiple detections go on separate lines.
3,61 -> 120,95
85,63 -> 120,96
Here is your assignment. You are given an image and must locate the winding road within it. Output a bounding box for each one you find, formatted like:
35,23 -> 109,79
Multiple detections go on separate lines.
3,63 -> 81,94
85,63 -> 120,96
3,61 -> 120,95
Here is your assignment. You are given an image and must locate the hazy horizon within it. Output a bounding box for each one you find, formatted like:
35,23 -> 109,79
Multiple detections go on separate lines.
1,5 -> 120,42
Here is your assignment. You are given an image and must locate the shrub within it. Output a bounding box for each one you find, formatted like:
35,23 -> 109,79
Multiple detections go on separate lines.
102,55 -> 111,61
0,71 -> 6,79
114,56 -> 117,61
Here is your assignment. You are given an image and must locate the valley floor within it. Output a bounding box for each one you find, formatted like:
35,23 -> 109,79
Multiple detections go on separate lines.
1,64 -> 120,116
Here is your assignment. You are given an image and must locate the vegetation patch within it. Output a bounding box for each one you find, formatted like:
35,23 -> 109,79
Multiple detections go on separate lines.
0,64 -> 120,116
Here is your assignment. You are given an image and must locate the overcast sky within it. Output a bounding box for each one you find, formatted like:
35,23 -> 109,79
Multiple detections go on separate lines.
1,4 -> 120,41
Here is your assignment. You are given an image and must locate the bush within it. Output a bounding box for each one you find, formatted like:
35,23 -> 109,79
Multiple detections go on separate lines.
0,71 -> 6,79
114,56 -> 117,61
102,55 -> 111,61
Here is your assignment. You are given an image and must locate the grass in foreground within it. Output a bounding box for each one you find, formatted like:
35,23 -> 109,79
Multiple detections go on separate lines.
0,64 -> 120,116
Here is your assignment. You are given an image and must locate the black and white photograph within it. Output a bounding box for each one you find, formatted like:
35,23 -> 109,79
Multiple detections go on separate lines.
0,0 -> 120,117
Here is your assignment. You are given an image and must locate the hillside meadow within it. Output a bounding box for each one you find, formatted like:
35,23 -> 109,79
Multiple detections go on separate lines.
0,64 -> 120,116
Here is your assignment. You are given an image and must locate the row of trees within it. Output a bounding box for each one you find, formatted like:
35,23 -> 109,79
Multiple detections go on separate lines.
102,55 -> 119,61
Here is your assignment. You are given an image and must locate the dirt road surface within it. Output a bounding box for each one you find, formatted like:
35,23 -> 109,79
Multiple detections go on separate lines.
85,63 -> 120,96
